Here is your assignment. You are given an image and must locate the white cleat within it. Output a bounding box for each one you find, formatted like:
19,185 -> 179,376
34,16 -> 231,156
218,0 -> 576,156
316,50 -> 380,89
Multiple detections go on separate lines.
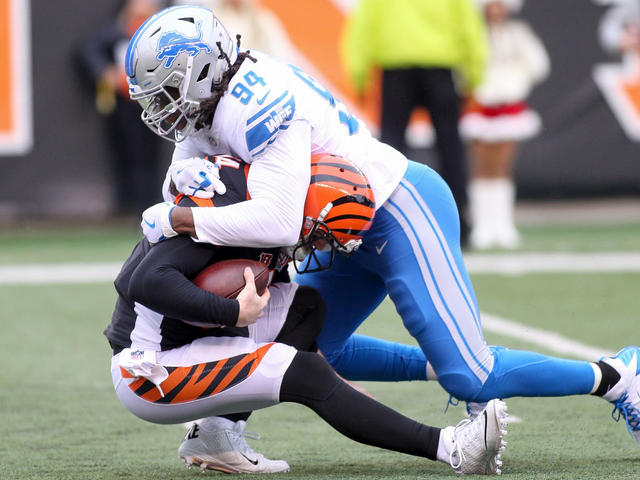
600,346 -> 640,448
179,420 -> 290,474
443,399 -> 508,475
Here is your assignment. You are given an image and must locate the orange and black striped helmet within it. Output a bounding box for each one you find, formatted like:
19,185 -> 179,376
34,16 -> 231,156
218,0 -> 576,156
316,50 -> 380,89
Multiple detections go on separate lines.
293,154 -> 375,273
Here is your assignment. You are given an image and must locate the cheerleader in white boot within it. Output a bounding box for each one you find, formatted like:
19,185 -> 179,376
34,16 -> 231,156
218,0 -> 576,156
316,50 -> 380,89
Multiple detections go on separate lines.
461,0 -> 549,249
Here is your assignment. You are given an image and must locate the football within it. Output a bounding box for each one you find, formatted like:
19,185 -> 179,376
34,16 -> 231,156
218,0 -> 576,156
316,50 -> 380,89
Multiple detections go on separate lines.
193,259 -> 271,299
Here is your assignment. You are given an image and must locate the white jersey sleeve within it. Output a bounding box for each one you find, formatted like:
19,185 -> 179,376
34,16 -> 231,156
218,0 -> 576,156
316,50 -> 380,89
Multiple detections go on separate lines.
188,58 -> 309,247
167,52 -> 407,248
192,119 -> 310,247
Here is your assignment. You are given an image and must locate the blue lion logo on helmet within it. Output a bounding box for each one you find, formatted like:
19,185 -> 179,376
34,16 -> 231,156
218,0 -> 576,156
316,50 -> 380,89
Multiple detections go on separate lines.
156,21 -> 212,68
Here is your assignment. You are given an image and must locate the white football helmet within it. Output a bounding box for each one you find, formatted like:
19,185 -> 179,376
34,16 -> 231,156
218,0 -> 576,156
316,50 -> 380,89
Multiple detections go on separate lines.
125,5 -> 238,142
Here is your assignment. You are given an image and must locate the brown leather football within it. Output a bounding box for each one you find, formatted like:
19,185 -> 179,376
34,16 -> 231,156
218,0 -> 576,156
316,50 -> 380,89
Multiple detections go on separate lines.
193,259 -> 270,299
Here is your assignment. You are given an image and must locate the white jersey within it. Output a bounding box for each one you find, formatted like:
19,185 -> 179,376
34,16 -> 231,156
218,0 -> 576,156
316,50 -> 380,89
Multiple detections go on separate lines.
171,52 -> 408,248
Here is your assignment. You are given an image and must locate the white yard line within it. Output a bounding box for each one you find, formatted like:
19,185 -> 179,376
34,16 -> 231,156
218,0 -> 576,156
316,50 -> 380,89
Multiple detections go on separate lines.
464,252 -> 640,274
1,251 -> 639,285
0,262 -> 121,284
481,312 -> 612,360
0,259 -> 618,362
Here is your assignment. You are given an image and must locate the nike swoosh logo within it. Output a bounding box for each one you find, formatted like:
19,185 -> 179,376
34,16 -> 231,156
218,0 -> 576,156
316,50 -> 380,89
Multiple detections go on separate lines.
375,240 -> 388,255
241,453 -> 259,466
256,90 -> 271,105
483,410 -> 488,449
143,218 -> 155,229
175,168 -> 184,175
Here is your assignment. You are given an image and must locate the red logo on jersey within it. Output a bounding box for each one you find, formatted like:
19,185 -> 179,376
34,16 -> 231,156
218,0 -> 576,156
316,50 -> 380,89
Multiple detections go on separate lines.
259,252 -> 273,266
276,250 -> 292,271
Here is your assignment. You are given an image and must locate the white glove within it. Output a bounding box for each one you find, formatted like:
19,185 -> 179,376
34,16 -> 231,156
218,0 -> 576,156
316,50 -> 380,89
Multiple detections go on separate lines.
141,201 -> 178,244
169,157 -> 227,199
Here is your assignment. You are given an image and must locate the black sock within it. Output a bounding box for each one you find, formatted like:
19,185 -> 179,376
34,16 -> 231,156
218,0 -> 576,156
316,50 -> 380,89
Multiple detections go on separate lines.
280,352 -> 441,460
220,411 -> 251,423
591,361 -> 621,397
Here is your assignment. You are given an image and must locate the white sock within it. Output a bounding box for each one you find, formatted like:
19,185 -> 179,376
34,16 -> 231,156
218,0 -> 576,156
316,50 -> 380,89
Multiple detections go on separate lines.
493,177 -> 519,248
468,179 -> 498,249
589,362 -> 603,394
436,426 -> 455,463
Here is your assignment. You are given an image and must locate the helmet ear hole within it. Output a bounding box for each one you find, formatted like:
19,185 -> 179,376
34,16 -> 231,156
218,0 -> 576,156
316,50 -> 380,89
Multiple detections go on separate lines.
165,86 -> 180,100
303,154 -> 376,259
197,63 -> 210,82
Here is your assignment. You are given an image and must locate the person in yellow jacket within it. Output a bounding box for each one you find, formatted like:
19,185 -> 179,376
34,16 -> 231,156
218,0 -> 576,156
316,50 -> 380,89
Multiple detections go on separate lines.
342,0 -> 488,246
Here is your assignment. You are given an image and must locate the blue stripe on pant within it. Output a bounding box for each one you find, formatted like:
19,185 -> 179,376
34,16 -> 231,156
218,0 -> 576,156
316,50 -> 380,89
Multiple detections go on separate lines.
296,160 -> 595,401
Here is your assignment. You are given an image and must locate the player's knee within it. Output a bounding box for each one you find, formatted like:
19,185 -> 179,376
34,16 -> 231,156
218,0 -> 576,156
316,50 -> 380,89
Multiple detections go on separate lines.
280,351 -> 340,403
437,371 -> 485,401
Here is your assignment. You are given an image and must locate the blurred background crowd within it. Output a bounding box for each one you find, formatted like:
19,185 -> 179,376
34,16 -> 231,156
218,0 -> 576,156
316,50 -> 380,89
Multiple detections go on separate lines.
0,0 -> 638,249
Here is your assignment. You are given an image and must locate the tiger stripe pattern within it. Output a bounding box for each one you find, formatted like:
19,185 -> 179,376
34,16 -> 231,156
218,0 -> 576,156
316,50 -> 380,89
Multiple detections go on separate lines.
122,343 -> 274,404
307,154 -> 376,241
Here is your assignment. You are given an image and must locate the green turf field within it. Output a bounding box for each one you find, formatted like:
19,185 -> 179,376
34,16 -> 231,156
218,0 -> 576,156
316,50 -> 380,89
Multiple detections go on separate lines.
1,221 -> 639,479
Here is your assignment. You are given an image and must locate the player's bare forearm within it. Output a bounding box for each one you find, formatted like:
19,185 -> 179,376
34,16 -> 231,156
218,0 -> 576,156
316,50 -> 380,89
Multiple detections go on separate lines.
170,207 -> 198,238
